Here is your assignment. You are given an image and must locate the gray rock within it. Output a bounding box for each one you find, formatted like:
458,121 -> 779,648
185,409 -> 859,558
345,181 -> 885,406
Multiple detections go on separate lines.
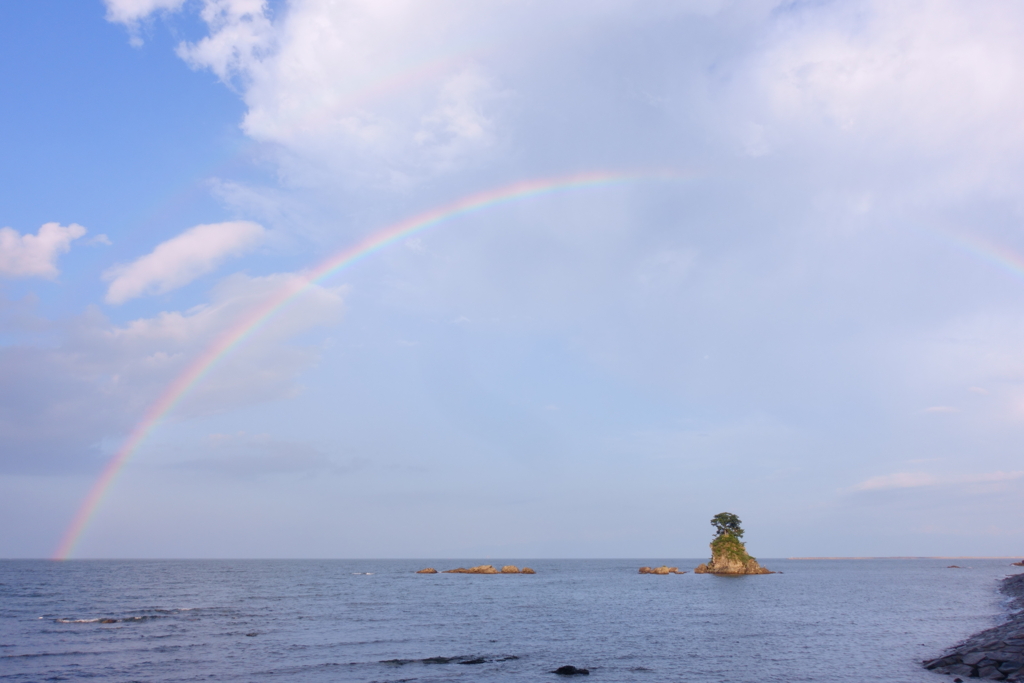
965,652 -> 989,666
925,656 -> 957,669
979,664 -> 1006,679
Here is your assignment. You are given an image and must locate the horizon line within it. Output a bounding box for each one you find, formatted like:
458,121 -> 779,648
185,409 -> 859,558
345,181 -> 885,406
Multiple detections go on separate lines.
3,555 -> 1021,561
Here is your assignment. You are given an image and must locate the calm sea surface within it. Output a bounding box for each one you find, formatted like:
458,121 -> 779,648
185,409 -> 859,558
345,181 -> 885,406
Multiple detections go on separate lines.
2,559 -> 1021,682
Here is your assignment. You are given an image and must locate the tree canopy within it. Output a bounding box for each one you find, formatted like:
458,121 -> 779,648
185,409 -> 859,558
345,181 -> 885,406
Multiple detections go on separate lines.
711,512 -> 744,539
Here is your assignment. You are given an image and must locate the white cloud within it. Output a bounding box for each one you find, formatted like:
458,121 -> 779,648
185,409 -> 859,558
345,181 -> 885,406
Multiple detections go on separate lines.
239,0 -> 505,185
854,470 -> 1024,491
104,221 -> 265,304
104,0 -> 188,45
411,66 -> 498,171
111,0 -> 1024,192
0,222 -> 86,279
118,0 -> 507,185
741,0 -> 1024,193
104,0 -> 186,24
176,0 -> 274,83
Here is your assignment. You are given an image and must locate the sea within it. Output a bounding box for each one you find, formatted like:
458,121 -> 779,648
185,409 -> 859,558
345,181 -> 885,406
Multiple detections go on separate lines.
2,558 -> 1021,682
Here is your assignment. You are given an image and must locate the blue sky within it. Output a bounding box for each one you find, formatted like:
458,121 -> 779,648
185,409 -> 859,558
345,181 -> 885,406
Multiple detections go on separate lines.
3,0 -> 1024,559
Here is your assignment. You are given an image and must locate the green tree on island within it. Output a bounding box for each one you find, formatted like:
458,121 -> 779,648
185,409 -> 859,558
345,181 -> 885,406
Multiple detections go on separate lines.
709,513 -> 751,565
711,512 -> 744,539
695,512 -> 772,574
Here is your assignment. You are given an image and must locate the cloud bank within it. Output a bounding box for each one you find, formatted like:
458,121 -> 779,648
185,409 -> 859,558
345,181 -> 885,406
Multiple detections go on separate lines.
0,270 -> 344,474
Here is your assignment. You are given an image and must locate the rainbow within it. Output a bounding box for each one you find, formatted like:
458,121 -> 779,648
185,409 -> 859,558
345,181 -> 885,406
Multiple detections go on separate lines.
933,228 -> 1024,282
53,169 -> 684,559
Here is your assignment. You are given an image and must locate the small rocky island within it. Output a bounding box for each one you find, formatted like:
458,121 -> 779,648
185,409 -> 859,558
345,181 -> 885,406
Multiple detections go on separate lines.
693,512 -> 772,575
639,565 -> 686,574
417,564 -> 535,574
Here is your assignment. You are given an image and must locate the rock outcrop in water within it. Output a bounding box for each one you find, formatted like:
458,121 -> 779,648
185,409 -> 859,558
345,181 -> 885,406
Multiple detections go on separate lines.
639,566 -> 685,574
693,512 -> 772,575
439,564 -> 536,574
416,567 -> 438,573
924,573 -> 1024,681
443,564 -> 498,574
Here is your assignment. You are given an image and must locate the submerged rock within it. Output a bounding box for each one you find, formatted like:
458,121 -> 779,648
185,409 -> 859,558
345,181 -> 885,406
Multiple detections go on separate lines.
382,654 -> 518,666
553,665 -> 590,675
416,567 -> 438,573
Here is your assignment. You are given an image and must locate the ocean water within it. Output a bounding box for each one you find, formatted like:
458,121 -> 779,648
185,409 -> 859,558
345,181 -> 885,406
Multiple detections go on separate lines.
1,558 -> 1021,682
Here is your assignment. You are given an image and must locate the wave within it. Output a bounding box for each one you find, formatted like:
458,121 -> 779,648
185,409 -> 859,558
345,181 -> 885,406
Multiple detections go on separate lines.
54,618 -> 109,624
52,607 -> 201,624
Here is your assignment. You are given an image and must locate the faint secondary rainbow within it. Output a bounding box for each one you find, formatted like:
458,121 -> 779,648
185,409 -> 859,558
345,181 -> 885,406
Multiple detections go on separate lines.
106,47 -> 481,265
53,169 -> 685,559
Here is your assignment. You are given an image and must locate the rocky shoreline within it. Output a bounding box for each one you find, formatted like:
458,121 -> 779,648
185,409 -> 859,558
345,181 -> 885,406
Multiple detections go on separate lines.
924,573 -> 1024,681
